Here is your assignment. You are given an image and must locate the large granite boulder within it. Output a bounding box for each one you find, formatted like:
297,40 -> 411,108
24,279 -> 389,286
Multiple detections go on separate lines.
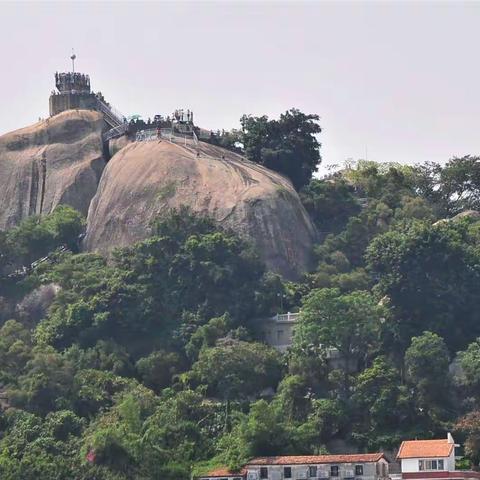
0,110 -> 316,278
84,140 -> 316,279
0,110 -> 105,229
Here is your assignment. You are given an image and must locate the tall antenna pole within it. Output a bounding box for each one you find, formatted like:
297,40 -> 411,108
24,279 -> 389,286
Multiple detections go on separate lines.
70,49 -> 76,73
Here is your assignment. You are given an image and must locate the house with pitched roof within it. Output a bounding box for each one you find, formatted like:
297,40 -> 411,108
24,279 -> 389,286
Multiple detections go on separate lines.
197,453 -> 389,480
396,433 -> 480,480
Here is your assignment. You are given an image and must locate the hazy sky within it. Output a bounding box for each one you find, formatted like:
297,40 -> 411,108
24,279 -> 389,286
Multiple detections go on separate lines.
1,1 -> 479,172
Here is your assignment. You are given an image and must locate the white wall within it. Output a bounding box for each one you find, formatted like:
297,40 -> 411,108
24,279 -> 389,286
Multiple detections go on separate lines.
401,459 -> 420,473
400,457 -> 452,473
447,451 -> 456,471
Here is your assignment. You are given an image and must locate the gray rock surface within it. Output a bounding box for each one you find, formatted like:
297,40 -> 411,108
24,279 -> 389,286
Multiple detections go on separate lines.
84,140 -> 316,278
0,110 -> 105,229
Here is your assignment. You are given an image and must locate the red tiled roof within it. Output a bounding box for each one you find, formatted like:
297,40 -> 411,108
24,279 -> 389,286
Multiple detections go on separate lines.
201,468 -> 246,478
397,440 -> 454,459
247,454 -> 387,465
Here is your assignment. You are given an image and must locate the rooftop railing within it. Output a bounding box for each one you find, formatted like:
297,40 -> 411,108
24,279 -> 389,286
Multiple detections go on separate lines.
272,312 -> 300,322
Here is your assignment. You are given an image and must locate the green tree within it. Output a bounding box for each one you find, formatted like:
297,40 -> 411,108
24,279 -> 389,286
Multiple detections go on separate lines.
136,350 -> 183,393
366,220 -> 480,352
185,314 -> 232,360
0,319 -> 32,380
351,357 -> 413,449
239,108 -> 321,189
219,399 -> 288,468
188,340 -> 282,400
7,205 -> 85,266
9,347 -> 75,415
37,210 -> 269,351
295,288 -> 386,383
455,411 -> 480,467
272,375 -> 312,423
457,339 -> 480,399
141,389 -> 218,469
300,178 -> 360,232
404,332 -> 451,420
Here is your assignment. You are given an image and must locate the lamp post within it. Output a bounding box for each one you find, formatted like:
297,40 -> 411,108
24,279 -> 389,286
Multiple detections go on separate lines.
70,49 -> 76,73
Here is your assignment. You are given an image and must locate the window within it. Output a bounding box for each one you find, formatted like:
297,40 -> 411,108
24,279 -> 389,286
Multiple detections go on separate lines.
260,468 -> 269,479
355,466 -> 363,476
331,466 -> 339,477
277,330 -> 284,341
418,460 -> 444,471
284,468 -> 292,478
309,467 -> 317,478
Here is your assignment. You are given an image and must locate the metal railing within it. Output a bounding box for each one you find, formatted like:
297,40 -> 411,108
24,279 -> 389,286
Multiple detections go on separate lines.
136,129 -> 160,142
135,128 -> 196,146
6,245 -> 68,280
272,312 -> 300,322
96,97 -> 125,128
103,123 -> 128,142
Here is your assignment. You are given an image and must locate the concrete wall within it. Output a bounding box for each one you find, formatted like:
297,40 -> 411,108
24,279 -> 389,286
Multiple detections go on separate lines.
49,93 -> 98,116
260,318 -> 296,352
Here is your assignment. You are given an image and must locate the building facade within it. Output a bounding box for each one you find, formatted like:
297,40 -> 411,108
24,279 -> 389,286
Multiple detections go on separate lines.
396,434 -> 480,480
260,313 -> 299,352
259,313 -> 344,369
198,454 -> 389,480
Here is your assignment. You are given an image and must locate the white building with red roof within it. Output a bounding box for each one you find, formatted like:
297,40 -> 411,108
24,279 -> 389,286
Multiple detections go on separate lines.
197,453 -> 389,480
396,434 -> 480,480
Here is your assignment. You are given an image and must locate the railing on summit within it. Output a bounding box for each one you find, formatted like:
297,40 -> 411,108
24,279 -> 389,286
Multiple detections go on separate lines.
135,128 -> 196,146
136,129 -> 160,142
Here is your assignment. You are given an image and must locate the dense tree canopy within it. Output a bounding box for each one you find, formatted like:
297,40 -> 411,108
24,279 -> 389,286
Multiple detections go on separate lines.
2,154 -> 480,478
366,220 -> 480,352
240,109 -> 321,189
210,109 -> 321,190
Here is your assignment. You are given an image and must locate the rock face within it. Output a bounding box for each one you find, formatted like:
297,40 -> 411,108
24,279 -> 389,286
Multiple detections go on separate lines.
0,110 -> 105,229
0,110 -> 316,279
84,140 -> 316,278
